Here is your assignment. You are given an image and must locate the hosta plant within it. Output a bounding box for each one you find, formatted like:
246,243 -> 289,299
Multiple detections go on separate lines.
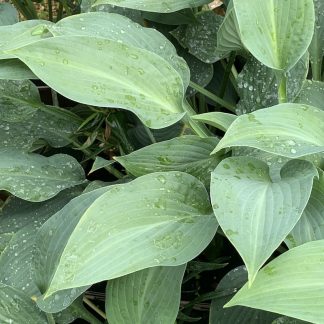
0,0 -> 324,323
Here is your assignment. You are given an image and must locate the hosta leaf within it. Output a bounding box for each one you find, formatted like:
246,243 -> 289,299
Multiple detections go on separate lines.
226,240 -> 324,323
114,136 -> 221,186
233,0 -> 315,71
92,0 -> 210,13
286,169 -> 324,248
211,157 -> 317,283
0,149 -> 86,202
89,156 -> 114,174
8,35 -> 187,129
0,188 -> 82,297
142,9 -> 196,25
212,104 -> 324,158
192,112 -> 237,132
309,0 -> 324,80
216,6 -> 243,58
0,79 -> 81,150
236,54 -> 308,115
170,11 -> 224,63
0,20 -> 54,59
209,266 -> 279,323
0,3 -> 17,26
0,284 -> 47,323
272,317 -> 310,324
294,80 -> 324,110
0,59 -> 36,80
36,172 -> 217,297
106,265 -> 186,324
52,12 -> 189,88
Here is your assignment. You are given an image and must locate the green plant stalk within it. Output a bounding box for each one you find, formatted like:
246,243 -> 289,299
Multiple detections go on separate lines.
46,313 -> 55,324
189,81 -> 236,113
183,101 -> 212,138
278,74 -> 287,103
143,125 -> 157,144
83,297 -> 107,320
311,58 -> 323,81
219,52 -> 237,99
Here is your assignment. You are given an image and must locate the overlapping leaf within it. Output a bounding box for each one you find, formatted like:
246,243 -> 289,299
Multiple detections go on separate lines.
8,35 -> 186,129
212,104 -> 324,158
35,172 -> 217,297
0,59 -> 36,80
92,0 -> 210,13
286,169 -> 324,248
171,11 -> 224,63
0,149 -> 86,202
226,240 -> 324,323
0,3 -> 18,26
0,284 -> 47,323
115,136 -> 221,186
211,157 -> 317,283
106,265 -> 186,324
233,0 -> 315,71
236,54 -> 308,115
192,112 -> 237,132
294,80 -> 324,110
209,266 -> 279,323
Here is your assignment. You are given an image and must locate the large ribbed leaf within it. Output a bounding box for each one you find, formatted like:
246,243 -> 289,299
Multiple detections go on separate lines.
233,0 -> 314,71
236,54 -> 308,115
0,284 -> 47,323
51,12 -> 189,88
0,59 -> 36,80
226,240 -> 324,323
286,169 -> 324,248
0,149 -> 86,202
170,11 -> 224,63
0,188 -> 85,315
92,0 -> 210,13
106,265 -> 186,324
209,266 -> 279,324
0,20 -> 53,59
212,104 -> 324,158
0,80 -> 80,150
294,80 -> 324,110
192,112 -> 237,132
115,136 -> 221,186
211,157 -> 317,284
216,5 -> 243,58
0,3 -> 18,26
35,172 -> 217,297
8,35 -> 187,129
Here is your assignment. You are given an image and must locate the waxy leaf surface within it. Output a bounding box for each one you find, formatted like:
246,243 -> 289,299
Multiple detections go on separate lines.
36,172 -> 217,297
233,0 -> 315,70
226,240 -> 324,323
106,265 -> 186,324
213,104 -> 324,158
92,0 -> 210,13
211,157 -> 317,283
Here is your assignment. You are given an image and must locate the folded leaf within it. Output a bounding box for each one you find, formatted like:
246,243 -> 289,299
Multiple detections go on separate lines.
211,157 -> 317,284
286,169 -> 324,248
226,240 -> 324,323
233,0 -> 315,71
